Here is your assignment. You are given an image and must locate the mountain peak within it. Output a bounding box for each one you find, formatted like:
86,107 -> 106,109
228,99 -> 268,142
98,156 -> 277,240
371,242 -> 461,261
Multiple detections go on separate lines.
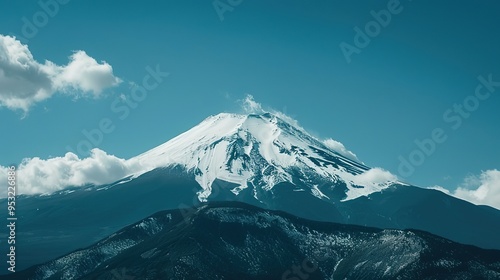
133,112 -> 398,202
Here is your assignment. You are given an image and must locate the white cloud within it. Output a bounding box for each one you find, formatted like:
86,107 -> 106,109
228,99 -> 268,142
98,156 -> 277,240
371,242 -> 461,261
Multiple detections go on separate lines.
453,170 -> 500,209
428,185 -> 451,195
241,94 -> 264,114
353,167 -> 398,187
323,138 -> 359,162
240,94 -> 305,130
429,170 -> 500,210
343,167 -> 399,201
0,149 -> 148,197
0,35 -> 121,112
54,51 -> 121,94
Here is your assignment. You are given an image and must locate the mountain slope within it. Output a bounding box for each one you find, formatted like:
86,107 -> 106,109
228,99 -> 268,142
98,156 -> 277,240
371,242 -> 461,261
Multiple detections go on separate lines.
132,113 -> 396,202
337,186 -> 500,250
8,202 -> 500,280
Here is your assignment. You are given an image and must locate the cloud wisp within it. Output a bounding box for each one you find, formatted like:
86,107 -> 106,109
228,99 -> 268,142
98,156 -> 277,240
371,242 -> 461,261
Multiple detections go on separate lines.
0,35 -> 121,113
430,169 -> 500,210
323,138 -> 359,162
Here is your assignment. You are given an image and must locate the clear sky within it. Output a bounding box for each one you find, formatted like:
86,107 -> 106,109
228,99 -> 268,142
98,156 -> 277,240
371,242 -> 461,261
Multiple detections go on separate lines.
1,0 -> 499,200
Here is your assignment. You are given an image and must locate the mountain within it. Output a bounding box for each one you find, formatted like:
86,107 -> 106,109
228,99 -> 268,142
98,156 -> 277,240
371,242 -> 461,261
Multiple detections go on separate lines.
8,202 -> 500,280
132,112 -> 395,202
2,112 -> 500,272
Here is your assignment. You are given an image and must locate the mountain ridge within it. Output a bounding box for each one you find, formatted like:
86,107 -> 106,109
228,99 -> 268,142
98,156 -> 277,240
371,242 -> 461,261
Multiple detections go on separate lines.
7,202 -> 500,280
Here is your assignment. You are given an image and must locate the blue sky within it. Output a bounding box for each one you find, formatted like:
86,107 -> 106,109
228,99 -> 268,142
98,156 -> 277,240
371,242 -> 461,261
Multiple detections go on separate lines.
0,0 -> 499,201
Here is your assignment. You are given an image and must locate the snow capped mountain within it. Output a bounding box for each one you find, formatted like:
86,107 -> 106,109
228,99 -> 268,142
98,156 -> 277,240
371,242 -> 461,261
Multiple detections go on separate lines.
133,112 -> 399,202
3,111 -> 500,274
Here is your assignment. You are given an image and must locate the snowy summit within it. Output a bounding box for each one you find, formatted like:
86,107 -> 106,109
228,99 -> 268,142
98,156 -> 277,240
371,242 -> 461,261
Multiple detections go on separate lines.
133,112 -> 399,202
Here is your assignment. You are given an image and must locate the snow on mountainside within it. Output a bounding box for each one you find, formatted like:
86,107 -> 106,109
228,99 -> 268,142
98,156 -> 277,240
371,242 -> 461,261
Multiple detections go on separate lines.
133,112 -> 399,202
